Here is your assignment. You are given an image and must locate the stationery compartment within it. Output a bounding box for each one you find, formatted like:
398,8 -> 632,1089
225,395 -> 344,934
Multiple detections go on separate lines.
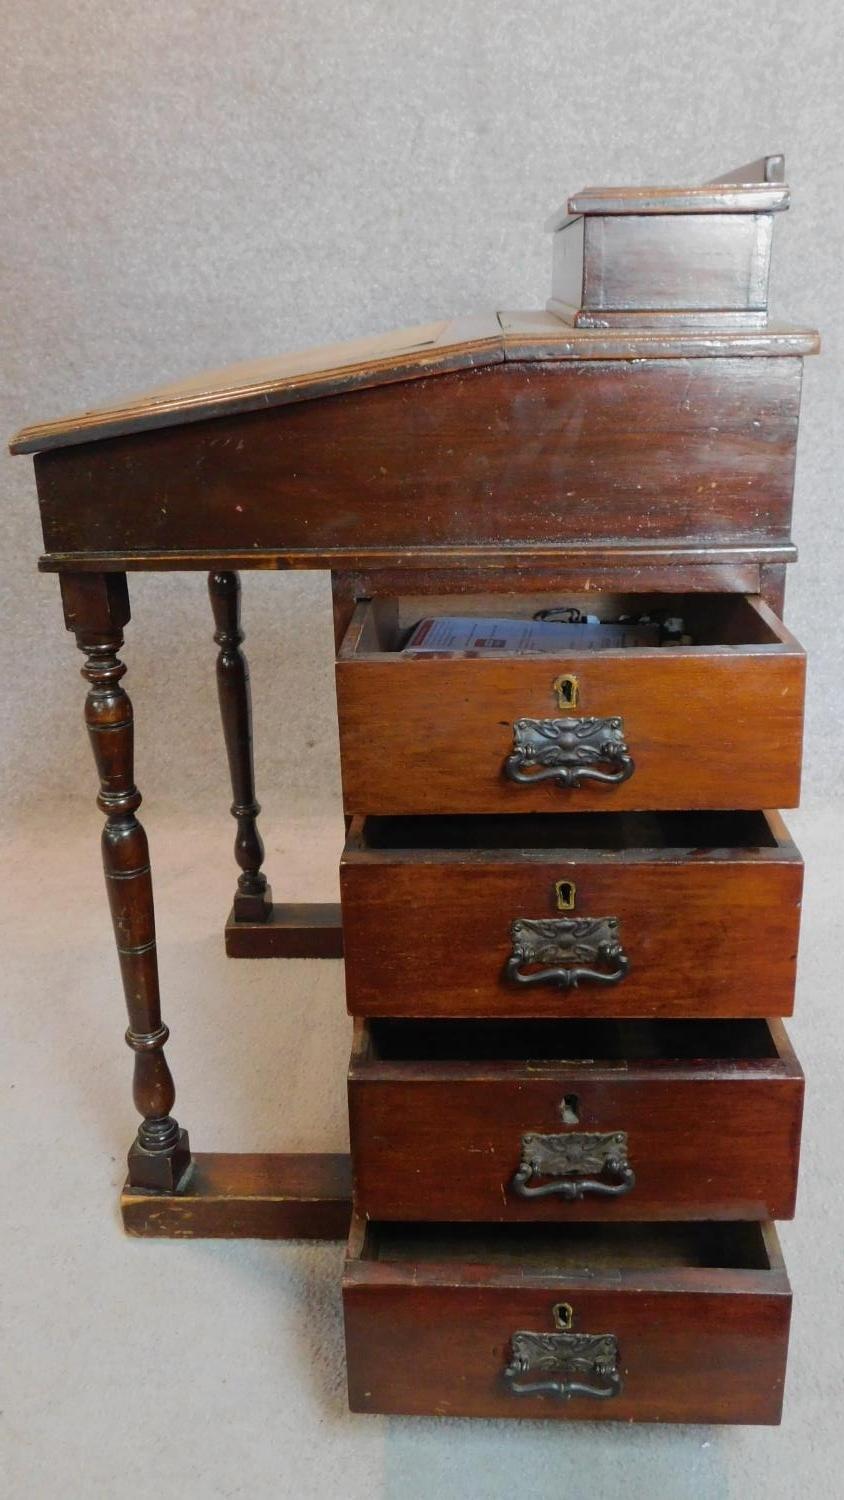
335,593 -> 805,814
348,1017 -> 803,1221
343,1217 -> 791,1423
340,809 -> 802,1018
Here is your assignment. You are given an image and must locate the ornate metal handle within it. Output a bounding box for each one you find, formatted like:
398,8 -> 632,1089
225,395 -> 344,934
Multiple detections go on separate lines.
505,916 -> 630,989
505,716 -> 635,789
504,1331 -> 622,1401
510,1131 -> 635,1200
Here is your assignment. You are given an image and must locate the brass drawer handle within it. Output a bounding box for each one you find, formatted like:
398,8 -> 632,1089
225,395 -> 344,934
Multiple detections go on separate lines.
505,716 -> 634,788
504,1331 -> 622,1401
505,917 -> 630,989
510,1131 -> 635,1200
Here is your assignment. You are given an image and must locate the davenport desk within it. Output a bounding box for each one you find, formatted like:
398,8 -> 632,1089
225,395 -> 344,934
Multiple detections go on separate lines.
12,155 -> 818,1423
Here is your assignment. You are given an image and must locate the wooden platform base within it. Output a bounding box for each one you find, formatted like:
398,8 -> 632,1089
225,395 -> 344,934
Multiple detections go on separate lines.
121,1152 -> 353,1238
225,902 -> 344,958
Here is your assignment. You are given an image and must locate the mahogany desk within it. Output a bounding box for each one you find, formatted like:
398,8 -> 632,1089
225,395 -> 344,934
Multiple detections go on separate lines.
11,167 -> 817,1257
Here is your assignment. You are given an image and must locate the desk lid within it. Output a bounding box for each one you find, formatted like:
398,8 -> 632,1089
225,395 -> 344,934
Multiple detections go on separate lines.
9,306 -> 818,457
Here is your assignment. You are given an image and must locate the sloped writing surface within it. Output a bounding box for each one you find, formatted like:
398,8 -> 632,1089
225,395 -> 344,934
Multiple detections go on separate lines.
11,306 -> 817,457
9,313 -> 504,454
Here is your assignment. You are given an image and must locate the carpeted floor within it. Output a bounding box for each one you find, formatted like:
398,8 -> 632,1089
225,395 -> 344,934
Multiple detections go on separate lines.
3,799 -> 842,1499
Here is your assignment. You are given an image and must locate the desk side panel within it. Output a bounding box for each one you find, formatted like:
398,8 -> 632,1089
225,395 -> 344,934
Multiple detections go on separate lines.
35,359 -> 802,558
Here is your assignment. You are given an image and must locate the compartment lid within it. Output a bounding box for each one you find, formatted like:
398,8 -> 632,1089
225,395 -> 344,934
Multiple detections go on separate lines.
546,154 -> 789,231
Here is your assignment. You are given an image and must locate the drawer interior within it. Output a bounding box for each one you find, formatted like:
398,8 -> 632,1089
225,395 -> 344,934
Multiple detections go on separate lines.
353,809 -> 782,852
359,1219 -> 776,1272
361,1017 -> 782,1063
340,592 -> 791,657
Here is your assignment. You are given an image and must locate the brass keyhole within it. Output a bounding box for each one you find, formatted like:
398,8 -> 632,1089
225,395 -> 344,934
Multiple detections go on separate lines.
555,879 -> 576,911
553,673 -> 579,710
553,1302 -> 574,1331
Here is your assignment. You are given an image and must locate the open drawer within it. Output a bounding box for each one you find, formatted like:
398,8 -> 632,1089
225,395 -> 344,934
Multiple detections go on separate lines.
343,1218 -> 791,1423
348,1018 -> 803,1221
335,594 -> 805,813
340,810 -> 802,1017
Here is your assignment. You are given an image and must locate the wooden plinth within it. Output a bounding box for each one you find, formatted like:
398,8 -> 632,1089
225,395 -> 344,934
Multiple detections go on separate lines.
121,1152 -> 353,1238
225,902 -> 344,958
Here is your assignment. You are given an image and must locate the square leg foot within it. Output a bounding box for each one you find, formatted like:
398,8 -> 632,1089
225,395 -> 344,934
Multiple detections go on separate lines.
233,882 -> 273,923
127,1129 -> 193,1192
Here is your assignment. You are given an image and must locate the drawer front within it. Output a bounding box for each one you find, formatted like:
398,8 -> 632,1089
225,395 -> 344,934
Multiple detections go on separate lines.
344,1227 -> 791,1423
349,1050 -> 803,1222
341,841 -> 803,1019
336,638 -> 805,815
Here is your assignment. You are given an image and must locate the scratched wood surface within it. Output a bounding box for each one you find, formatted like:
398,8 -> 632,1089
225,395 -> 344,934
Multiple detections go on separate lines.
27,356 -> 806,569
10,308 -> 815,457
343,1218 -> 791,1422
336,596 -> 806,815
348,1018 -> 803,1221
340,810 -> 803,1018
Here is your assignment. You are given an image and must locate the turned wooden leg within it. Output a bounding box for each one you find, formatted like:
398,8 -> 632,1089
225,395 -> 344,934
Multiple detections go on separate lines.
61,572 -> 192,1193
208,570 -> 272,922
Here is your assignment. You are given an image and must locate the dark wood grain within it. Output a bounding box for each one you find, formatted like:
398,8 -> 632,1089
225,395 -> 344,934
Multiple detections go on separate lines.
10,308 -> 815,458
336,596 -> 805,815
10,168 -> 817,1443
225,902 -> 343,958
10,314 -> 502,454
348,1018 -> 803,1220
552,214 -> 774,325
339,559 -> 788,612
335,560 -> 765,600
36,542 -> 799,576
122,1152 -> 352,1238
208,570 -> 272,921
32,359 -> 805,562
344,1219 -> 791,1423
340,809 -> 802,1017
61,571 -> 192,1191
546,158 -> 790,330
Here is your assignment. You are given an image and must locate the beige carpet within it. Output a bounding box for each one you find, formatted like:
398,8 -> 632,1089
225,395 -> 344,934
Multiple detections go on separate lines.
3,798 -> 842,1499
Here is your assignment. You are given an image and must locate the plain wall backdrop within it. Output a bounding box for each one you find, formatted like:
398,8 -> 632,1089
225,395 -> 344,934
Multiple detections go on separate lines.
3,6 -> 844,1498
2,0 -> 843,828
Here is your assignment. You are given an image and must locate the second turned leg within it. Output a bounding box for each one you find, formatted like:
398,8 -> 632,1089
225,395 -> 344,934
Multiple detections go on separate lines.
208,570 -> 272,922
210,568 -> 343,959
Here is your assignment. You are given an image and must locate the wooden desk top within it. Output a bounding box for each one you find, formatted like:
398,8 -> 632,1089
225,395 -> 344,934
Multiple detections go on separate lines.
10,310 -> 818,458
11,152 -> 819,585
